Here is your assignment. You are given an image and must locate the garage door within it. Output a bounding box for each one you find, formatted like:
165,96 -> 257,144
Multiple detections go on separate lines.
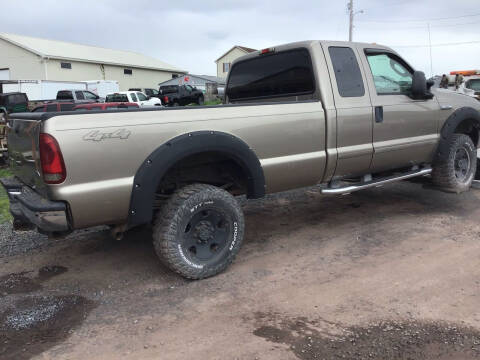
0,69 -> 10,80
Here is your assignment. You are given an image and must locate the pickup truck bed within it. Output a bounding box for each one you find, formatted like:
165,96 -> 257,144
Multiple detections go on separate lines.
3,40 -> 480,279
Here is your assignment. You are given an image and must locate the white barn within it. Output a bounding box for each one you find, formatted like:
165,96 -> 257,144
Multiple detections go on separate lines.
0,33 -> 186,90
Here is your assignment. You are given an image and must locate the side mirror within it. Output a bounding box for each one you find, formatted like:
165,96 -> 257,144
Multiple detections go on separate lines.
411,71 -> 433,100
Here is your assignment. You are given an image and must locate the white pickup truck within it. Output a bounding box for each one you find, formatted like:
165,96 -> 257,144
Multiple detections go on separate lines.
105,91 -> 161,107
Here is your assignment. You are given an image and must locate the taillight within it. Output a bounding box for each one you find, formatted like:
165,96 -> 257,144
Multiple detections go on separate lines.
163,96 -> 169,103
260,47 -> 275,55
39,133 -> 66,184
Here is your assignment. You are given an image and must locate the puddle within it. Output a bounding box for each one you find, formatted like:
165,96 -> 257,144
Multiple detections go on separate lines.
0,266 -> 69,297
0,295 -> 94,360
253,314 -> 480,360
0,273 -> 41,296
37,265 -> 68,281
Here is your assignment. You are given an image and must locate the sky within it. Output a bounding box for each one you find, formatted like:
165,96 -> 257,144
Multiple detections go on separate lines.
1,0 -> 479,77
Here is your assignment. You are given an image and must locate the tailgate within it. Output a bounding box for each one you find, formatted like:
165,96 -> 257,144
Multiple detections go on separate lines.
7,113 -> 47,196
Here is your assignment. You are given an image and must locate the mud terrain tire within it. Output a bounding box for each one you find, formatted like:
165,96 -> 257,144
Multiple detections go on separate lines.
432,134 -> 476,193
153,184 -> 244,279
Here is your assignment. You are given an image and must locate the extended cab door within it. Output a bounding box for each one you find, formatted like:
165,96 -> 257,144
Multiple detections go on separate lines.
321,42 -> 373,179
357,46 -> 440,172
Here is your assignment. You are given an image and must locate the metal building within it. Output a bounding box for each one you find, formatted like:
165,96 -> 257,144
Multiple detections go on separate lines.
0,33 -> 186,90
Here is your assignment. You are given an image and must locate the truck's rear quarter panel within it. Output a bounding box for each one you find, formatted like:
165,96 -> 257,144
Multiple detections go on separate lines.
40,103 -> 326,228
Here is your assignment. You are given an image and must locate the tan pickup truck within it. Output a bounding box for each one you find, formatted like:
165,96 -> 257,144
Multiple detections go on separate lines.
3,40 -> 480,279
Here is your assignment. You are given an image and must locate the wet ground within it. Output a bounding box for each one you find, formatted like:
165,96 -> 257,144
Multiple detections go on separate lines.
0,180 -> 480,359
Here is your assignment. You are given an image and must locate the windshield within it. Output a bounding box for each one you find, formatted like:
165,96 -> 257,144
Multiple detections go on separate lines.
465,79 -> 480,91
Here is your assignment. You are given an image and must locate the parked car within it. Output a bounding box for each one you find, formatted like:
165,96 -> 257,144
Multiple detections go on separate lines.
73,102 -> 140,111
0,92 -> 27,161
4,40 -> 480,280
0,92 -> 28,119
105,91 -> 161,107
56,89 -> 104,103
1,80 -> 119,102
32,102 -> 76,112
128,88 -> 161,98
459,75 -> 480,101
159,85 -> 204,106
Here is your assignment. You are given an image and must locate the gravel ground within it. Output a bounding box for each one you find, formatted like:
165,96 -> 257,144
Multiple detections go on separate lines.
0,181 -> 480,359
0,224 -> 107,259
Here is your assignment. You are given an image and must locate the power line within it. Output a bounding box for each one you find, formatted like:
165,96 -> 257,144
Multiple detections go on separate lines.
361,1 -> 406,12
358,20 -> 480,29
393,40 -> 480,48
357,12 -> 480,23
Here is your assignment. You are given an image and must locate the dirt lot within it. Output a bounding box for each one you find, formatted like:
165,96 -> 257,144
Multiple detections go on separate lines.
1,180 -> 480,360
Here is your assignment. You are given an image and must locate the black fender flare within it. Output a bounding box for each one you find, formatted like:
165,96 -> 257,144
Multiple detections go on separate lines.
434,106 -> 480,163
127,131 -> 265,229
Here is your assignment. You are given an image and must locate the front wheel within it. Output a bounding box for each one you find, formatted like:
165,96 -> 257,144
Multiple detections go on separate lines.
432,134 -> 477,193
197,96 -> 204,105
153,184 -> 245,279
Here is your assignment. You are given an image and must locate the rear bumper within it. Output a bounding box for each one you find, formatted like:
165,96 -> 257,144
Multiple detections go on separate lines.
0,177 -> 70,233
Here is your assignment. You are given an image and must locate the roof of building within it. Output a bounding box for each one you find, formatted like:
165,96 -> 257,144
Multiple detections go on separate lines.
158,74 -> 225,86
215,45 -> 257,62
0,33 -> 186,73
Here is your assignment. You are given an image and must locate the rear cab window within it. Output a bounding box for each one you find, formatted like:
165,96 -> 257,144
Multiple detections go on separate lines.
57,91 -> 73,100
226,48 -> 315,102
160,86 -> 178,94
328,47 -> 365,97
106,94 -> 129,102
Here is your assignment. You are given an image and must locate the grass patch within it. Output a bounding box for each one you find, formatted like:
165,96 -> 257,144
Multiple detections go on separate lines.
187,99 -> 223,107
203,99 -> 222,106
0,167 -> 12,223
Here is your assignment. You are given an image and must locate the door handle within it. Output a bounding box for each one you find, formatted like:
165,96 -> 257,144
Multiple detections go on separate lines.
375,106 -> 384,123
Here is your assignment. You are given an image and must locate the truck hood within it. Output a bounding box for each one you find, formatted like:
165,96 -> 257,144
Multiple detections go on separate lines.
432,88 -> 480,111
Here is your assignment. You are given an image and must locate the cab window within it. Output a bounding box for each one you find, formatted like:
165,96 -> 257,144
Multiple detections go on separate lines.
84,91 -> 98,100
328,46 -> 365,97
130,93 -> 138,102
137,92 -> 147,101
75,91 -> 85,100
365,52 -> 413,95
226,48 -> 315,101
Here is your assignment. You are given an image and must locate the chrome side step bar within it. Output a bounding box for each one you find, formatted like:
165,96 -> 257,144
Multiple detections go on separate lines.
321,167 -> 432,195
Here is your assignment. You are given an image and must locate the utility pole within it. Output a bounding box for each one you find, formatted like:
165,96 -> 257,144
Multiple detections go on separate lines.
348,0 -> 354,41
427,22 -> 433,77
347,0 -> 363,42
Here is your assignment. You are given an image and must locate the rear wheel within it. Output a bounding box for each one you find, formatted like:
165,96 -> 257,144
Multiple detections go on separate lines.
153,184 -> 244,279
173,102 -> 179,107
432,134 -> 476,193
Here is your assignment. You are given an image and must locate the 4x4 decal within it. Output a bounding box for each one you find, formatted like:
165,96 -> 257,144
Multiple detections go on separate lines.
83,129 -> 131,141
